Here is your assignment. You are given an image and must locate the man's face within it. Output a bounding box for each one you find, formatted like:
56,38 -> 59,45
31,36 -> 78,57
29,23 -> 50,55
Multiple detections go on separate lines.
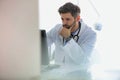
60,13 -> 76,29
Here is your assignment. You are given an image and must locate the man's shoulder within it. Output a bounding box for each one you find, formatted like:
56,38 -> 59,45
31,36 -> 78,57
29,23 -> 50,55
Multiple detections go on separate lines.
81,22 -> 96,37
81,21 -> 95,33
54,24 -> 62,28
47,24 -> 62,35
86,26 -> 97,37
51,24 -> 62,32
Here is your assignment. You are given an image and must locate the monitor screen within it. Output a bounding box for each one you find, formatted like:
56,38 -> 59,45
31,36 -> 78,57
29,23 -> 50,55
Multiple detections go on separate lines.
40,30 -> 49,65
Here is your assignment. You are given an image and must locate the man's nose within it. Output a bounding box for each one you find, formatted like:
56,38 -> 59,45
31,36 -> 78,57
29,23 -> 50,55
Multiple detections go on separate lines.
62,20 -> 68,25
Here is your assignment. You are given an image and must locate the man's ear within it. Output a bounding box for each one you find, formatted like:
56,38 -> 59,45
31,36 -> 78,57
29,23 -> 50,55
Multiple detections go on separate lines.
76,16 -> 80,21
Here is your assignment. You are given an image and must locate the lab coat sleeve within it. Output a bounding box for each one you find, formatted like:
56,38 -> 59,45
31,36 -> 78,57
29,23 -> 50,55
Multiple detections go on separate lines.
46,29 -> 55,47
81,31 -> 97,57
64,32 -> 97,65
46,24 -> 62,47
46,24 -> 62,59
64,39 -> 84,65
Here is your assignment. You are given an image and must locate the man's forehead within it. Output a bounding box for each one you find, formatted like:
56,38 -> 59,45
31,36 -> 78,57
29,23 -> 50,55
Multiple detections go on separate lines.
60,13 -> 73,18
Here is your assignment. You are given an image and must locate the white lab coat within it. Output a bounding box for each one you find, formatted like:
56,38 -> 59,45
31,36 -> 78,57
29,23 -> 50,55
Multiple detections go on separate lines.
47,19 -> 96,70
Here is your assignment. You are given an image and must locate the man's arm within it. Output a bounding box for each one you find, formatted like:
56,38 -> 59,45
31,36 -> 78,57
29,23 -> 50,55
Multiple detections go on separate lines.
64,31 -> 97,65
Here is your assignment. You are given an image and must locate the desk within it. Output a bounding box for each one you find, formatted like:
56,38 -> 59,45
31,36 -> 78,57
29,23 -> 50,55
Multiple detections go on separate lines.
93,70 -> 120,80
41,65 -> 120,80
41,65 -> 91,80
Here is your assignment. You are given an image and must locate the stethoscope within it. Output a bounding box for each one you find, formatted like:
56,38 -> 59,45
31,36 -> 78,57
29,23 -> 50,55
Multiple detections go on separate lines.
63,22 -> 81,44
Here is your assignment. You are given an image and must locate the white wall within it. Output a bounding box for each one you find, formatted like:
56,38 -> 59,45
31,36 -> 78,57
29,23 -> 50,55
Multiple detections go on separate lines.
39,0 -> 120,70
39,0 -> 78,32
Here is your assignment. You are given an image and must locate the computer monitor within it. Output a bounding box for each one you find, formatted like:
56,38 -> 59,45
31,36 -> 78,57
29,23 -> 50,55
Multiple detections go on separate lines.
40,30 -> 50,65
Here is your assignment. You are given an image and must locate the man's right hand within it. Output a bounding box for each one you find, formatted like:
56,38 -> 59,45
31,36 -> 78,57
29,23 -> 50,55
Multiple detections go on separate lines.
59,27 -> 72,39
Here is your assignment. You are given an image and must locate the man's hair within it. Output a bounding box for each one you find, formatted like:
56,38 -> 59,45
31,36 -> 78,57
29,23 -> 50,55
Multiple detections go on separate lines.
58,2 -> 81,18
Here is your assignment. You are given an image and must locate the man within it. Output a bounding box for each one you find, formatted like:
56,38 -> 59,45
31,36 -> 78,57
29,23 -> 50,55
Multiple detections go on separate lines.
47,2 -> 96,69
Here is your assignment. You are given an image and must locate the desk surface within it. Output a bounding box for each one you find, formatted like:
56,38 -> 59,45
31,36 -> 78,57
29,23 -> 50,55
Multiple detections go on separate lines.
41,65 -> 120,80
41,65 -> 91,80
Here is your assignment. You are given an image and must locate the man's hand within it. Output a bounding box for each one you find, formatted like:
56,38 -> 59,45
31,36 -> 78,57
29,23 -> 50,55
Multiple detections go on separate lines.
59,27 -> 72,39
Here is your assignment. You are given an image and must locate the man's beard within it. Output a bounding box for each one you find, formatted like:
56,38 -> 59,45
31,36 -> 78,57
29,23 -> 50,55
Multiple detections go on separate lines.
63,21 -> 76,29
